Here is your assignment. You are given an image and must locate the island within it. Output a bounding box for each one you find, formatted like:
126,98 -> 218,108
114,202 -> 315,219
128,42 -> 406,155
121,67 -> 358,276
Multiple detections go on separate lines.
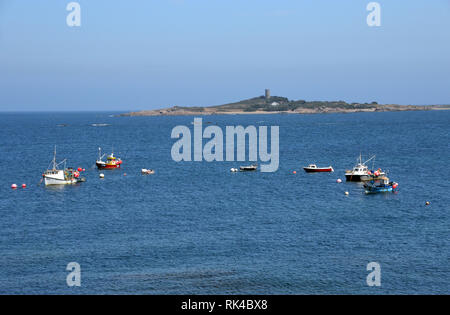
121,90 -> 450,116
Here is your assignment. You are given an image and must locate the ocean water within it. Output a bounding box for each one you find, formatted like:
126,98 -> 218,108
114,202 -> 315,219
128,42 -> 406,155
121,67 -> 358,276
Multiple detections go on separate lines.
0,110 -> 448,294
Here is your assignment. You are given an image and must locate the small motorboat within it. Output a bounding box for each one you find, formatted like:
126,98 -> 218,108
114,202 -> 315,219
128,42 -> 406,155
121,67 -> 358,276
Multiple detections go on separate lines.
239,164 -> 258,172
363,176 -> 398,194
141,169 -> 155,175
96,147 -> 122,169
303,164 -> 334,173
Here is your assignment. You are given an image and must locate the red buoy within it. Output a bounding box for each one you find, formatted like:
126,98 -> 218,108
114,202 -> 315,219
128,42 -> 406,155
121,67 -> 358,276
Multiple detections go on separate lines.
77,167 -> 83,172
22,184 -> 27,188
11,184 -> 18,189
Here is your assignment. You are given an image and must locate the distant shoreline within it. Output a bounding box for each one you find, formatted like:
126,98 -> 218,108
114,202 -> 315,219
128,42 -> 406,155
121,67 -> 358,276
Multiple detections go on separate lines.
121,94 -> 450,117
122,107 -> 448,117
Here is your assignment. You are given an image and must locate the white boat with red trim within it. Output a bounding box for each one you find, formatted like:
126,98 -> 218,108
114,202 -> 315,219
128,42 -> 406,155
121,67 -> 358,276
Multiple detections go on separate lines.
303,164 -> 334,173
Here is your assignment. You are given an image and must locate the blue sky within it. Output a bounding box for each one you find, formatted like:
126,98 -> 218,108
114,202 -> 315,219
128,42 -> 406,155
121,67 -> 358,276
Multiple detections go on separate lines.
0,0 -> 449,111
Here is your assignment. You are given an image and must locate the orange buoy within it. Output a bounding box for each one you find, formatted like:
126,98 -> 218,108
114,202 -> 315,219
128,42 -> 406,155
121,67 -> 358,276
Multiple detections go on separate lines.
11,184 -> 18,189
293,171 -> 297,174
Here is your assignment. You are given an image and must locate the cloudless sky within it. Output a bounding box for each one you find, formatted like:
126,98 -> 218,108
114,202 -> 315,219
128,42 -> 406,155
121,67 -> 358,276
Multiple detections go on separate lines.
0,0 -> 449,111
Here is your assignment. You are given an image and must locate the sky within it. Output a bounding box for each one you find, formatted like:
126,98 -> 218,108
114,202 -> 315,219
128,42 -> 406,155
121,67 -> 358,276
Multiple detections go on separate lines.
0,0 -> 449,111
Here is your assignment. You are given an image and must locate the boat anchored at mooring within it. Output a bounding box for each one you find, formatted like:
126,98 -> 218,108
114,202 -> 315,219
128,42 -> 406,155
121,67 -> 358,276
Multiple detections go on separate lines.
345,154 -> 385,182
363,176 -> 399,194
96,147 -> 122,169
42,147 -> 85,186
240,164 -> 258,172
303,164 -> 334,173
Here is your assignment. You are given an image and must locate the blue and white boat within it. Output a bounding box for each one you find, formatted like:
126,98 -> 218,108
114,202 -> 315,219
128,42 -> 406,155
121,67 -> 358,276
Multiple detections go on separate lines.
363,176 -> 398,194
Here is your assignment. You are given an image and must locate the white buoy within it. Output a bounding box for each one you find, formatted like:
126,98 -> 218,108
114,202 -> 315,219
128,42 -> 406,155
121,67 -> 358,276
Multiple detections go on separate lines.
230,168 -> 238,172
345,191 -> 349,196
99,173 -> 105,178
336,179 -> 342,183
11,184 -> 18,189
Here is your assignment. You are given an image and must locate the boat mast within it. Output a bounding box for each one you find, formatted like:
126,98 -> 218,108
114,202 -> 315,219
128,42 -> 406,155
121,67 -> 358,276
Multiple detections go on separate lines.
52,146 -> 57,170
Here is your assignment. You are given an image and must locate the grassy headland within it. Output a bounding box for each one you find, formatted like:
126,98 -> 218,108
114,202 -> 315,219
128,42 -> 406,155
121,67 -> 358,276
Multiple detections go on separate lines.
121,95 -> 450,116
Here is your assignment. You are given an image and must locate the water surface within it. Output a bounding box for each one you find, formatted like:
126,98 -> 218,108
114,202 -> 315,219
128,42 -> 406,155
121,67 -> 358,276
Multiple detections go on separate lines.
0,110 -> 448,294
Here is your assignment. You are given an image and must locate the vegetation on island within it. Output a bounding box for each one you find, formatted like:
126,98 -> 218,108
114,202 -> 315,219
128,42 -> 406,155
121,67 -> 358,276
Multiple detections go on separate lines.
122,94 -> 449,116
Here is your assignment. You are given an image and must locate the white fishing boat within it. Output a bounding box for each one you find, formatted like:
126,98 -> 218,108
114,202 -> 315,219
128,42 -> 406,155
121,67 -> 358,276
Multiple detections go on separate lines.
345,154 -> 385,182
42,147 -> 84,186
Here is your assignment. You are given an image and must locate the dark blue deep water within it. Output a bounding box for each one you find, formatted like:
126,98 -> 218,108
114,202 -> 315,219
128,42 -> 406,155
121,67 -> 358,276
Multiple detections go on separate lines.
0,111 -> 449,294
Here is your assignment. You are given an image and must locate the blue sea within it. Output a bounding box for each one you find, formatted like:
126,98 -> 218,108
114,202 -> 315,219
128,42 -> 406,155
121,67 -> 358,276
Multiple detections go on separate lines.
0,110 -> 449,294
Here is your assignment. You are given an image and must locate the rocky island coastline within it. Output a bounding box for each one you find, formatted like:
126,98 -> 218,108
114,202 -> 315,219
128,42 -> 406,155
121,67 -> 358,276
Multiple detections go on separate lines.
121,91 -> 449,117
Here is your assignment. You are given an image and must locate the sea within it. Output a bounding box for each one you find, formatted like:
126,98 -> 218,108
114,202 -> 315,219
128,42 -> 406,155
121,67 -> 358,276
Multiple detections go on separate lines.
0,110 -> 448,294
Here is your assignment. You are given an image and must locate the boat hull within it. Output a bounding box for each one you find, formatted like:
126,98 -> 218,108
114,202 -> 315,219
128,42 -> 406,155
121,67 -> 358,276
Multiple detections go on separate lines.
364,186 -> 397,194
346,173 -> 387,182
240,166 -> 257,172
96,162 -> 121,169
303,167 -> 334,173
365,188 -> 393,194
44,176 -> 77,186
345,174 -> 364,182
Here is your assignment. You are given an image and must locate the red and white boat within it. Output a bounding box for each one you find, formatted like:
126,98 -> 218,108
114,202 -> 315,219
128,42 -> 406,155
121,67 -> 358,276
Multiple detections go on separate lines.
303,164 -> 334,173
96,148 -> 122,169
